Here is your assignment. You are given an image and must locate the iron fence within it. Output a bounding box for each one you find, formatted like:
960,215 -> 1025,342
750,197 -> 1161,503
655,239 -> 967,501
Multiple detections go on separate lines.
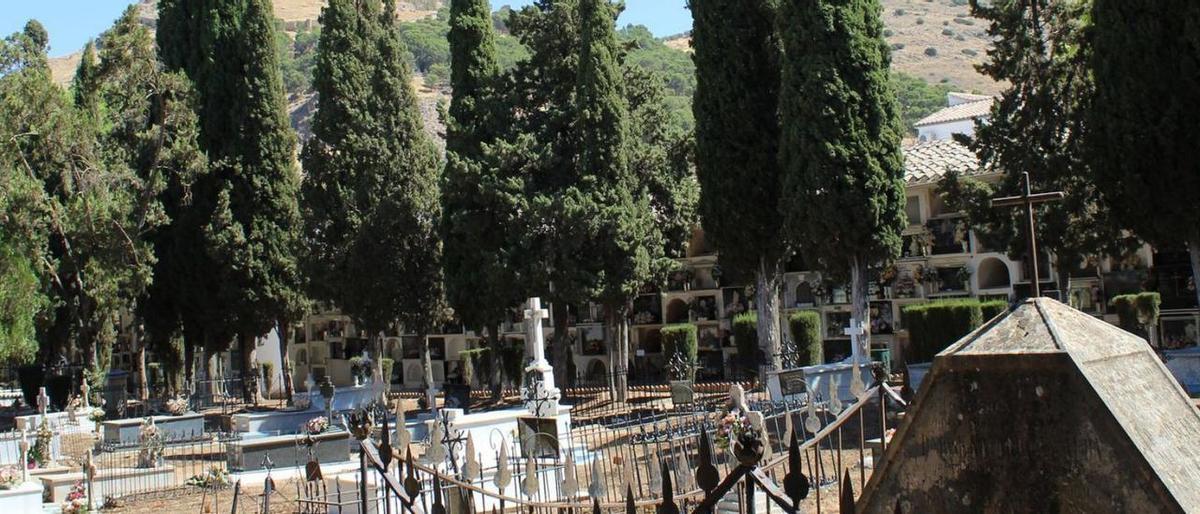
345,373 -> 907,514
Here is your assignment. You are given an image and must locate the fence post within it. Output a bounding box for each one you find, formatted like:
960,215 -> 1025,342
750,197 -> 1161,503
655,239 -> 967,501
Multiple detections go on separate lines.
360,443 -> 370,514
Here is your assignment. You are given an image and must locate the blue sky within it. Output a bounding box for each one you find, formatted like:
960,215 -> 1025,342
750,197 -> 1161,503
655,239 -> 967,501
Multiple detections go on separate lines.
3,1 -> 693,58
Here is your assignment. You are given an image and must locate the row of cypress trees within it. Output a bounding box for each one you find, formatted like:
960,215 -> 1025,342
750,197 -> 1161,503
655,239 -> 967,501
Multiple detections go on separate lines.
692,0 -> 906,364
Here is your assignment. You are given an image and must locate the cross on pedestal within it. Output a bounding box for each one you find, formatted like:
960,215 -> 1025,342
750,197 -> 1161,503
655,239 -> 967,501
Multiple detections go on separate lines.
990,171 -> 1065,298
845,320 -> 867,362
522,297 -> 560,416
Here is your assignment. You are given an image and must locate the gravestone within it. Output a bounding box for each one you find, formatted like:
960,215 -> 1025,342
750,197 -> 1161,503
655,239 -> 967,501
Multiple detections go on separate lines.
522,297 -> 561,417
858,298 -> 1200,513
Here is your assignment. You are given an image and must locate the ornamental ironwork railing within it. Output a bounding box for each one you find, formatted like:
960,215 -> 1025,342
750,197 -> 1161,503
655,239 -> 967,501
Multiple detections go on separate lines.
349,378 -> 907,514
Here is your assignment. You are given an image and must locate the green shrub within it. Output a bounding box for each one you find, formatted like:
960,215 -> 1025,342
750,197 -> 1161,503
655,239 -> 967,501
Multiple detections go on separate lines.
924,47 -> 938,57
661,324 -> 699,380
788,310 -> 824,366
732,313 -> 758,367
892,43 -> 907,51
916,17 -> 926,25
902,299 -> 986,363
662,324 -> 699,362
961,48 -> 976,56
942,28 -> 954,36
980,300 -> 1008,321
953,17 -> 975,26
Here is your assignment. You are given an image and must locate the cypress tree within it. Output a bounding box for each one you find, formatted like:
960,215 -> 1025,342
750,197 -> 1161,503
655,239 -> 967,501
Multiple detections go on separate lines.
158,0 -> 303,400
778,0 -> 906,359
1091,0 -> 1200,307
301,0 -> 445,401
442,0 -> 522,400
497,0 -> 589,388
576,0 -> 661,400
691,0 -> 788,372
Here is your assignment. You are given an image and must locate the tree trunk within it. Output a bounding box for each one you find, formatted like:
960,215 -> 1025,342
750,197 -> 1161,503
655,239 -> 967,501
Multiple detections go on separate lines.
1189,239 -> 1200,310
183,339 -> 195,398
616,308 -> 629,403
239,333 -> 256,404
755,257 -> 784,376
850,255 -> 872,361
488,322 -> 503,403
278,321 -> 295,406
134,325 -> 148,402
605,306 -> 630,403
420,332 -> 435,411
551,304 -> 571,388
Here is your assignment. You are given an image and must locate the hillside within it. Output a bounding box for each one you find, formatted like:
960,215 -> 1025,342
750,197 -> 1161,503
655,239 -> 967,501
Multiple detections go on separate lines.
44,0 -> 996,142
658,0 -> 998,95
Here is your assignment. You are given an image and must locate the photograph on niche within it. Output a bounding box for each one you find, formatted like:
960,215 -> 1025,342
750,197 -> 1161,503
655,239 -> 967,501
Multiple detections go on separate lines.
870,302 -> 894,334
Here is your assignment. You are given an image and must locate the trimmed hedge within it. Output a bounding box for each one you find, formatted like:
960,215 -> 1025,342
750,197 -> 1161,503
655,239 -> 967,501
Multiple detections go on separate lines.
980,300 -> 1008,321
903,299 -> 1009,363
788,310 -> 823,366
661,324 -> 699,367
732,312 -> 758,367
1109,292 -> 1161,338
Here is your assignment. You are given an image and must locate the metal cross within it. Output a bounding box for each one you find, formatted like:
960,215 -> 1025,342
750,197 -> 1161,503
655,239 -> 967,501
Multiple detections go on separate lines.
990,171 -> 1065,298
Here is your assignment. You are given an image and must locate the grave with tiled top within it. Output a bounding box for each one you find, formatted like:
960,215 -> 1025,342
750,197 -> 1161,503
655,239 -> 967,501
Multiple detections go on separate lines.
859,297 -> 1200,513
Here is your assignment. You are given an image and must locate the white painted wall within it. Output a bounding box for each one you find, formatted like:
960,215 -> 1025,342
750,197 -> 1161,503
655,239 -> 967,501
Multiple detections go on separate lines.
917,118 -> 977,142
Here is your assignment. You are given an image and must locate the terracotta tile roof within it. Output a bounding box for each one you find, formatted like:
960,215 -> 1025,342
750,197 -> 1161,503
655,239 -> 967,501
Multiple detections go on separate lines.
914,97 -> 994,127
903,139 -> 985,185
947,92 -> 993,104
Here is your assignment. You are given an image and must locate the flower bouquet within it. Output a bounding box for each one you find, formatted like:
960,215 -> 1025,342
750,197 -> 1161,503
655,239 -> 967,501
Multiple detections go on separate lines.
61,481 -> 88,513
713,409 -> 753,452
186,465 -> 230,489
0,466 -> 21,490
303,416 -> 329,435
165,396 -> 190,416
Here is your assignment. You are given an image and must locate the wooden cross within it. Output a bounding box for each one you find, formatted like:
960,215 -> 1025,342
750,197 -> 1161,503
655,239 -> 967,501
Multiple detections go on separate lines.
990,172 -> 1065,298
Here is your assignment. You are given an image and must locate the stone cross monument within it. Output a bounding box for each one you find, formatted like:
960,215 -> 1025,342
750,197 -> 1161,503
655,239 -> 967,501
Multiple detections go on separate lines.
523,297 -> 560,416
845,320 -> 867,362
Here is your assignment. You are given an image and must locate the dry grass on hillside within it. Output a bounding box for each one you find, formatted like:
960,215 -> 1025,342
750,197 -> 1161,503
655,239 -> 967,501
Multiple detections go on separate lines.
882,0 -> 997,94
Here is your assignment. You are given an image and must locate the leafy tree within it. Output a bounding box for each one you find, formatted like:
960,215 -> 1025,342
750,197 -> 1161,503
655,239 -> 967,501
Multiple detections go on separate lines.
83,7 -> 210,400
301,0 -> 445,400
0,19 -> 164,382
941,0 -> 1137,297
892,71 -> 953,133
158,0 -> 304,400
442,0 -> 524,400
1090,0 -> 1200,307
778,0 -> 906,358
691,0 -> 788,372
